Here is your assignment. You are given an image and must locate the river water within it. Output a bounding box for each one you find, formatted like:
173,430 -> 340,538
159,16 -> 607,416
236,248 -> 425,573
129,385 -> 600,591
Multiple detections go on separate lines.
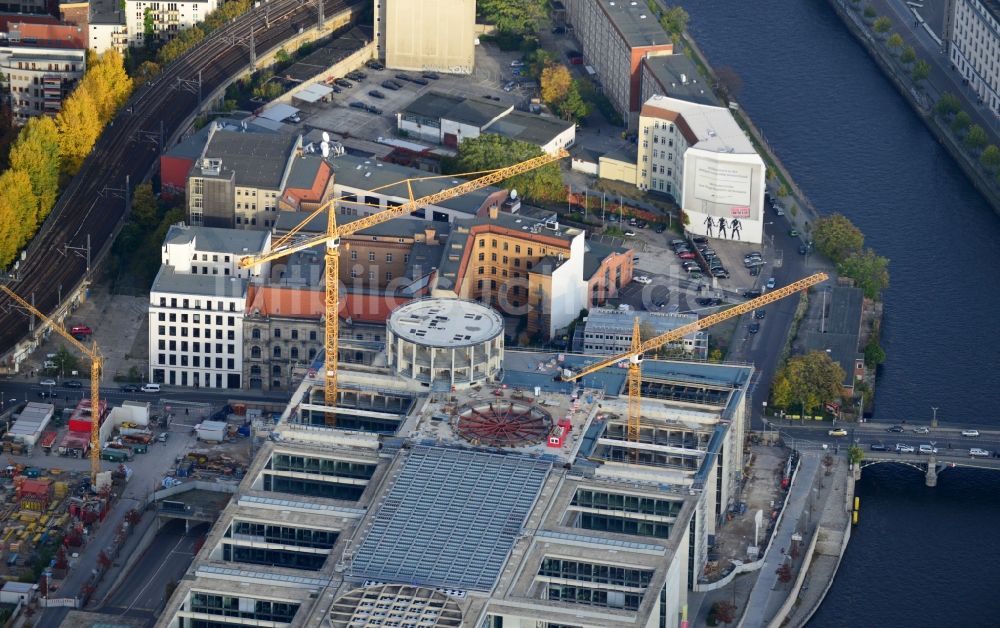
675,0 -> 1000,624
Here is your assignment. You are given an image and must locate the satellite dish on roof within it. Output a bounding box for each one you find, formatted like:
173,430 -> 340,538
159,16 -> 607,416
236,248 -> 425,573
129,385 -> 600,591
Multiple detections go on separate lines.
320,141 -> 330,158
322,131 -> 330,142
510,189 -> 518,200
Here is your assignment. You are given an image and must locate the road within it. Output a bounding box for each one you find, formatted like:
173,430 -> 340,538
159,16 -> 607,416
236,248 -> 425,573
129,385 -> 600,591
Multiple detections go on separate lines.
0,0 -> 364,363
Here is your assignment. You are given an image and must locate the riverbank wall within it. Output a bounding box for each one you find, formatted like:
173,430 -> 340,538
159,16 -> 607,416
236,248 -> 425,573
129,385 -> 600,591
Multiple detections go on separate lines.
825,0 -> 1000,215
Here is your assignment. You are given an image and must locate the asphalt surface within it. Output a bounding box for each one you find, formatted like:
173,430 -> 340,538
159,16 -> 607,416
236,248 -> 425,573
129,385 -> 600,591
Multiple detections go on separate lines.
0,0 -> 365,360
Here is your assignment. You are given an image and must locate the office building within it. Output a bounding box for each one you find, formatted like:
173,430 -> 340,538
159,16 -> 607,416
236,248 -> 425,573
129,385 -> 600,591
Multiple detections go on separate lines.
0,22 -> 86,124
583,307 -> 708,359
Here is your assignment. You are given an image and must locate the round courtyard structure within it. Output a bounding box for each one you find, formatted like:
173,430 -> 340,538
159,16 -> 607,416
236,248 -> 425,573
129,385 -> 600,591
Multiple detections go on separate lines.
386,298 -> 504,389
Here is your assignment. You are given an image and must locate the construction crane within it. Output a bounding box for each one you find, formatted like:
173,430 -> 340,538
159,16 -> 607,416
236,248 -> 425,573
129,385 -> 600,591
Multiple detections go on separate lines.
0,285 -> 103,487
561,272 -> 829,446
239,149 -> 569,420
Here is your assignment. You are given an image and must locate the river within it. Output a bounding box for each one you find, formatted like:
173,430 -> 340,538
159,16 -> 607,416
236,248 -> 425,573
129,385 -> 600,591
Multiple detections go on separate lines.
675,0 -> 1000,624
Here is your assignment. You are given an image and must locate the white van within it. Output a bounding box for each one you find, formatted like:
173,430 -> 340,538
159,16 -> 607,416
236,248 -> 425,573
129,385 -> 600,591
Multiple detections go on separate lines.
141,383 -> 161,393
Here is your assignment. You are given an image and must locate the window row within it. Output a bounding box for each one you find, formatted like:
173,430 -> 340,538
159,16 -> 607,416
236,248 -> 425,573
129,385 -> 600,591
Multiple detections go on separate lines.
156,297 -> 237,311
157,326 -> 236,340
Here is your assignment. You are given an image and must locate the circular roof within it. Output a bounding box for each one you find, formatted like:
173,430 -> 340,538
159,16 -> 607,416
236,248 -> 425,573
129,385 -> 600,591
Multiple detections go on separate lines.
387,298 -> 503,348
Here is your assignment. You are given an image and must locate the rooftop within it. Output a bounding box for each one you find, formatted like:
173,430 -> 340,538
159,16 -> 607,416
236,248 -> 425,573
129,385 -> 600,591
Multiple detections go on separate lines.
487,110 -> 574,146
348,446 -> 551,591
200,130 -> 299,189
0,22 -> 86,49
597,0 -> 672,48
641,94 -> 756,154
164,223 -> 270,255
402,90 -> 512,128
583,238 -> 630,281
820,285 -> 864,336
329,584 -> 463,627
284,154 -> 327,190
282,26 -> 369,82
403,91 -> 465,120
386,298 -> 504,347
151,266 -> 250,298
642,54 -> 718,106
584,306 -> 700,337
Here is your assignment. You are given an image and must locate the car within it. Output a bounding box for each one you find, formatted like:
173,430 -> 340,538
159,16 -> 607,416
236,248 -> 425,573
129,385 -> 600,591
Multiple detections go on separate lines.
962,429 -> 980,437
346,70 -> 367,80
744,251 -> 763,260
552,26 -> 566,34
329,84 -> 342,93
349,101 -> 366,109
141,383 -> 161,393
799,245 -> 811,255
40,378 -> 56,386
970,448 -> 991,457
285,114 -> 301,123
896,443 -> 915,453
677,251 -> 696,260
633,275 -> 652,285
789,229 -> 799,237
70,325 -> 92,335
623,230 -> 636,237
754,310 -> 766,319
682,260 -> 699,269
566,50 -> 582,58
699,247 -> 715,256
503,81 -> 517,92
334,78 -> 352,88
766,277 -> 776,290
654,300 -> 667,308
158,432 -> 169,442
745,259 -> 765,268
411,77 -> 430,85
748,322 -> 761,334
422,72 -> 440,80
712,269 -> 730,279
64,380 -> 83,388
692,236 -> 708,245
510,60 -> 525,67
38,390 -> 54,398
654,225 -> 666,233
828,428 -> 848,437
607,214 -> 619,222
395,72 -> 412,81
368,90 -> 386,99
918,444 -> 938,455
696,297 -> 723,307
886,425 -> 905,433
380,80 -> 399,90
870,442 -> 888,451
743,289 -> 762,299
511,67 -> 524,76
366,59 -> 385,70
912,426 -> 930,434
670,239 -> 687,247
749,266 -> 762,277
365,105 -> 383,115
120,384 -> 140,392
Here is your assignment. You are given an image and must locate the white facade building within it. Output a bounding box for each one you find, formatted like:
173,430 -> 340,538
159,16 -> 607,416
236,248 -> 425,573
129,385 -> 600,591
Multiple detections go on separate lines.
583,307 -> 708,359
947,0 -> 1000,116
0,24 -> 86,124
125,0 -> 219,47
148,225 -> 271,389
638,94 -> 765,244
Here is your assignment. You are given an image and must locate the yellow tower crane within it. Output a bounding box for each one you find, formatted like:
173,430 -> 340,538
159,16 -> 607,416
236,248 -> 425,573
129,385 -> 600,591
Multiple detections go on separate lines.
561,272 -> 829,446
239,149 -> 569,421
1,285 -> 103,487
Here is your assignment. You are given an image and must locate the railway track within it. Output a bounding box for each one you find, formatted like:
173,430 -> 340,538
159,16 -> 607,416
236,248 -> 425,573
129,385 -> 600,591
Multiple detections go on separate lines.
0,0 -> 363,360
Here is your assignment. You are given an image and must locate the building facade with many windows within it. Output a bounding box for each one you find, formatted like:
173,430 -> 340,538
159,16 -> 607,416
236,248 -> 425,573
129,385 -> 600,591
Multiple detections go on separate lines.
125,0 -> 219,47
148,225 -> 270,388
0,23 -> 86,124
946,0 -> 1000,117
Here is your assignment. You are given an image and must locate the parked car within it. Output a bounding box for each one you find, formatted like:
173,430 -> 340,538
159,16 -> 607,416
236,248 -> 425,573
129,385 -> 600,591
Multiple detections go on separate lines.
366,59 -> 385,70
749,266 -> 762,277
411,77 -> 429,85
677,251 -> 696,260
120,384 -> 140,392
329,84 -> 342,93
369,90 -> 386,99
895,443 -> 915,453
334,78 -> 352,88
380,80 -> 399,90
64,380 -> 83,388
654,224 -> 666,233
886,425 -> 905,433
365,105 -> 383,115
828,428 -> 848,437
422,72 -> 440,80
633,275 -> 652,285
158,432 -> 169,443
141,383 -> 161,393
870,442 -> 888,451
912,426 -> 930,434
503,81 -> 517,92
962,429 -> 980,437
918,444 -> 938,454
711,268 -> 730,279
349,101 -> 367,109
748,322 -> 760,334
744,252 -> 763,261
970,448 -> 991,457
789,229 -> 799,237
510,60 -> 525,67
623,230 -> 636,237
696,298 -> 723,307
346,70 -> 367,80
754,310 -> 766,319
40,379 -> 56,386
743,289 -> 762,299
766,277 -> 776,290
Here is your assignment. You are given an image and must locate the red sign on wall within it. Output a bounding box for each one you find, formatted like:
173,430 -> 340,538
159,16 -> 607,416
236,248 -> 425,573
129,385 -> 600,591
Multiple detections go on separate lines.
731,206 -> 750,218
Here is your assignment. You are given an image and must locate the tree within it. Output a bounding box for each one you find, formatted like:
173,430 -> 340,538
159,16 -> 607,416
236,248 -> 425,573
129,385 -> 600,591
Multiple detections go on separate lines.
445,134 -> 564,202
964,124 -> 988,151
659,6 -> 689,39
55,90 -> 102,175
52,347 -> 79,376
556,81 -> 589,122
131,182 -> 159,229
81,48 -> 133,123
275,47 -> 292,64
887,32 -> 903,51
952,110 -> 972,133
0,171 -> 39,268
935,92 -> 961,118
541,64 -> 572,105
848,444 -> 864,465
838,248 -> 890,299
526,48 -> 555,80
134,60 -> 161,86
873,16 -> 891,34
985,145 -> 1000,171
709,600 -> 737,625
772,351 -> 846,415
812,214 -> 864,263
477,0 -> 544,35
912,59 -> 930,82
864,338 -> 885,367
900,45 -> 916,64
863,5 -> 876,19
9,116 -> 60,221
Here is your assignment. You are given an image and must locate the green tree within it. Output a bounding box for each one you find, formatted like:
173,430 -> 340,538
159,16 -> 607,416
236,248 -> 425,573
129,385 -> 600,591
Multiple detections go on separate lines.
935,92 -> 961,118
556,81 -> 589,122
526,48 -> 555,80
131,182 -> 159,229
900,45 -> 916,64
848,444 -> 864,465
52,346 -> 79,376
812,214 -> 864,263
772,351 -> 846,415
887,32 -> 903,51
275,47 -> 291,64
0,170 -> 39,267
873,16 -> 891,34
541,64 -> 572,105
143,7 -> 155,41
9,116 -> 60,222
838,249 -> 890,299
864,338 -> 885,367
952,110 -> 972,133
912,59 -> 930,82
964,124 -> 988,151
445,134 -> 564,202
55,90 -> 102,175
477,0 -> 544,35
863,5 -> 877,19
982,145 -> 1000,171
134,60 -> 161,86
659,6 -> 689,41
157,26 -> 206,65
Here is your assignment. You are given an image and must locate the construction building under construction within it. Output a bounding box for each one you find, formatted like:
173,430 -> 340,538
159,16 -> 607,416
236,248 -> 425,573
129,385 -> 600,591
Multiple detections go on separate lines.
158,298 -> 754,628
